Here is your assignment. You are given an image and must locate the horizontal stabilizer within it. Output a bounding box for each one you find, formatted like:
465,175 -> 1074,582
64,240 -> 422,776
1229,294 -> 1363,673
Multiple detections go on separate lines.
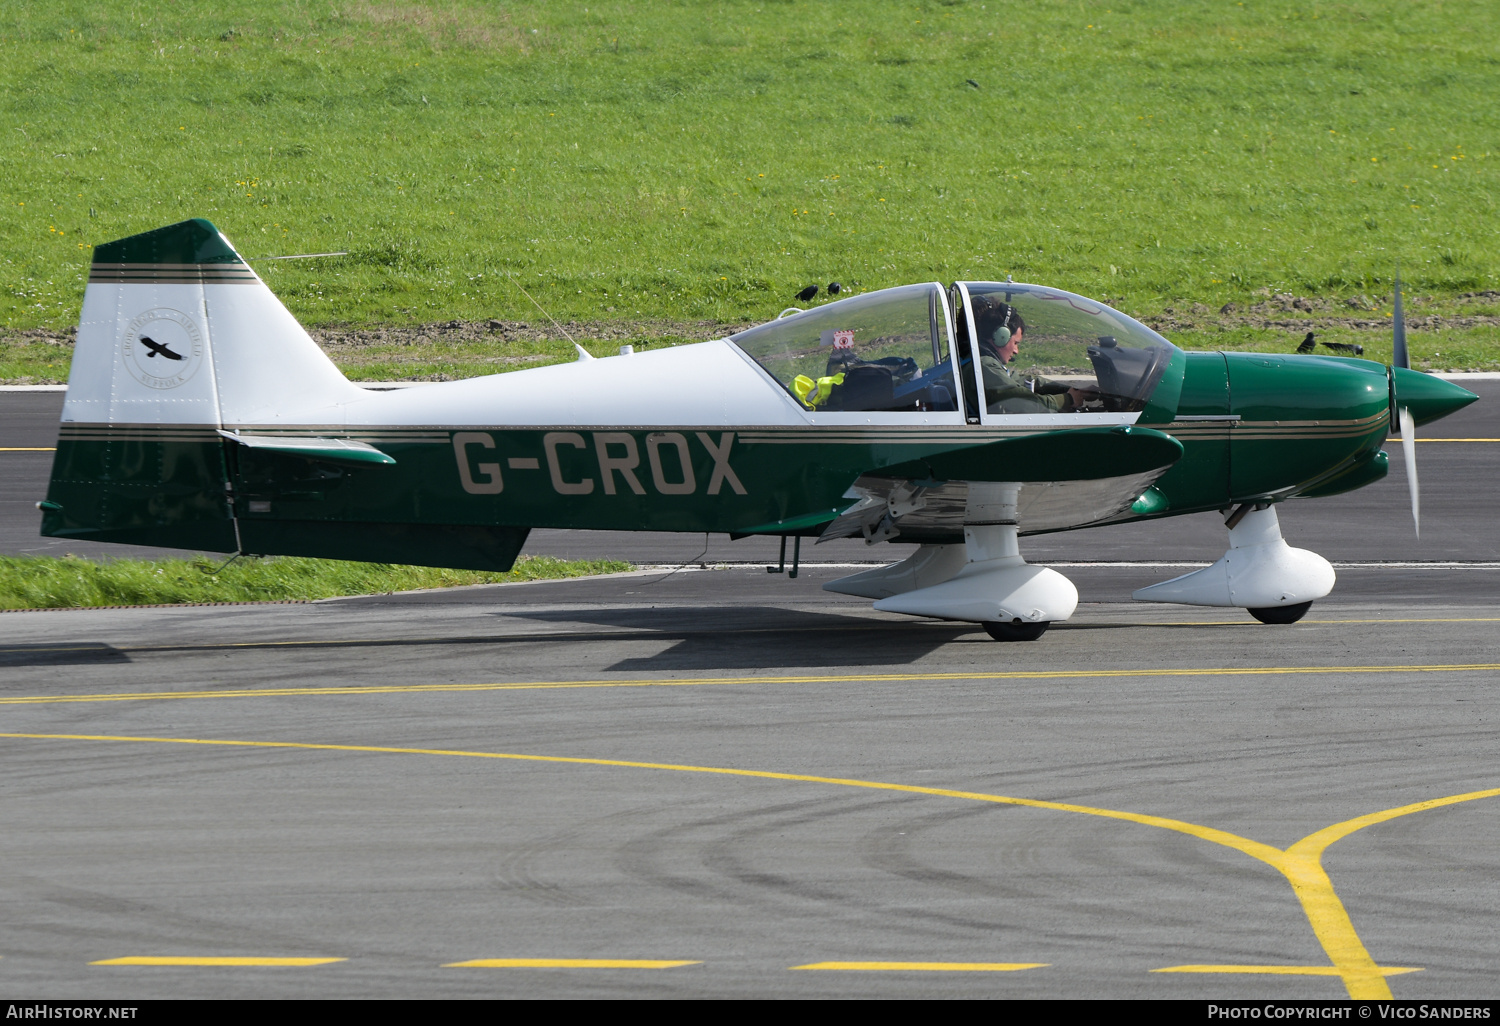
217,431 -> 396,465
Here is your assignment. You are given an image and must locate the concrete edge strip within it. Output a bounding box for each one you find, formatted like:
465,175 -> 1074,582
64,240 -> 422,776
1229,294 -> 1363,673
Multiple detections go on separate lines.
4,560 -> 1500,613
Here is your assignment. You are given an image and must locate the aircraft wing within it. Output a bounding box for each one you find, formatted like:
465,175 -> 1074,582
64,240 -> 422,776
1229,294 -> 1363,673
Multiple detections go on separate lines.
820,425 -> 1183,542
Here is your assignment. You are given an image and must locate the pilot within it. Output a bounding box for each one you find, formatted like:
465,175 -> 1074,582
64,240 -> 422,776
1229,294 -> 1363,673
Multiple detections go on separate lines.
972,296 -> 1096,413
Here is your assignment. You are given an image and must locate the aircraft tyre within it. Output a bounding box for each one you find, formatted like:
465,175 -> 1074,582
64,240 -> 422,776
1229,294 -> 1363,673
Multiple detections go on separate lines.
983,620 -> 1050,642
1247,601 -> 1313,625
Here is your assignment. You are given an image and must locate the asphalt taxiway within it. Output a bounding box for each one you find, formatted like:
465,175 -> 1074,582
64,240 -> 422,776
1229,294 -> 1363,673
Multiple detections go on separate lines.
1,382 -> 1497,999
3,564 -> 1500,999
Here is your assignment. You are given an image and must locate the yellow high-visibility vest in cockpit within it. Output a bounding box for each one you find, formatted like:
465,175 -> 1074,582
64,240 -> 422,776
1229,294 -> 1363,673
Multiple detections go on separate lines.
792,372 -> 845,408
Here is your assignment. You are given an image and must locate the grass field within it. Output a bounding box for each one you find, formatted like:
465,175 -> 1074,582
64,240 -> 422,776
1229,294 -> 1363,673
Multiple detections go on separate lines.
2,0 -> 1496,344
0,553 -> 633,609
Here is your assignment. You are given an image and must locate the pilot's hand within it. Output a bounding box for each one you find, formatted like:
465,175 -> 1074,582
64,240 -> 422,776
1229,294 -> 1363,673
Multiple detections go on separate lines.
1067,386 -> 1100,408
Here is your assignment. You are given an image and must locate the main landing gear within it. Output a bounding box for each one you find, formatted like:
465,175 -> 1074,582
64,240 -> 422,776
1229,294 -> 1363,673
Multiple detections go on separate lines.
824,482 -> 1078,642
1247,601 -> 1314,625
824,497 -> 1330,638
983,619 -> 1051,642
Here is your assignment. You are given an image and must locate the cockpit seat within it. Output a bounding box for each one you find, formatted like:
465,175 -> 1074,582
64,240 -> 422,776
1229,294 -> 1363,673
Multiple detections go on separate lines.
825,364 -> 896,411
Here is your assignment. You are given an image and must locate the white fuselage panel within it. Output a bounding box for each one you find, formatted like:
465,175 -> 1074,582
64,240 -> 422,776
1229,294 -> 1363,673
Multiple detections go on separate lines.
332,340 -> 810,429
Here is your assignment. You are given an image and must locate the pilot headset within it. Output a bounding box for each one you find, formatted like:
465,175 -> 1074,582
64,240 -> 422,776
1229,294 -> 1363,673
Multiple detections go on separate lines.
976,299 -> 1024,356
992,305 -> 1015,347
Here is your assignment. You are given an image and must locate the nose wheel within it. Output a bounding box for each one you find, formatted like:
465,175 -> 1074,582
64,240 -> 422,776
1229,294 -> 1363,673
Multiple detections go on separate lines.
983,620 -> 1051,642
1247,601 -> 1313,625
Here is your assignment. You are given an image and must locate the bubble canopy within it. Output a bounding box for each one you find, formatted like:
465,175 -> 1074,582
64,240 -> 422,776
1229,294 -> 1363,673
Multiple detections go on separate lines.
728,282 -> 1178,418
730,283 -> 958,415
959,282 -> 1177,415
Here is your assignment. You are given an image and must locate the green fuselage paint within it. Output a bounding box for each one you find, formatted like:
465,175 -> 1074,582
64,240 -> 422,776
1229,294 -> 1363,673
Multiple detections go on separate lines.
41,351 -> 1406,562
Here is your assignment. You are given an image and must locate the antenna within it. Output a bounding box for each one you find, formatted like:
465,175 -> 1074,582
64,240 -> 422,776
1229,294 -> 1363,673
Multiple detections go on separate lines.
256,251 -> 349,261
505,269 -> 580,348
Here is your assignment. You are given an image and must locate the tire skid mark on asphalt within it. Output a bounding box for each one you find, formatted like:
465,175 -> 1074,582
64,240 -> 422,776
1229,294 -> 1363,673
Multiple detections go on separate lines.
3,731 -> 1497,999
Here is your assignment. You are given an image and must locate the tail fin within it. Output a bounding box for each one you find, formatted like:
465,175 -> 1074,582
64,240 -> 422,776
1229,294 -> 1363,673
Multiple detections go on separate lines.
44,219 -> 362,551
65,218 -> 361,427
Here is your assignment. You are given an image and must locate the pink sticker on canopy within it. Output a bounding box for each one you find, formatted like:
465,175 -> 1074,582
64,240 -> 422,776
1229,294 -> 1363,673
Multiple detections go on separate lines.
832,330 -> 854,349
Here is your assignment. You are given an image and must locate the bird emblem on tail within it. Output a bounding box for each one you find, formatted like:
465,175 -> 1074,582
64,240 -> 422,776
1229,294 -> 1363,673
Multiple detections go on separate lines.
139,336 -> 184,361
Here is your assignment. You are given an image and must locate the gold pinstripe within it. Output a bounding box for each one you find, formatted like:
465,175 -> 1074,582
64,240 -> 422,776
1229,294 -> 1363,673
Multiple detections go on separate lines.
53,417 -> 1388,445
87,261 -> 257,284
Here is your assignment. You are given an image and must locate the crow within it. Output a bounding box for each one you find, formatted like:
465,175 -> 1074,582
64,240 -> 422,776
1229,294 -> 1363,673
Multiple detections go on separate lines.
827,282 -> 842,295
1321,341 -> 1364,355
796,285 -> 819,302
1296,332 -> 1316,355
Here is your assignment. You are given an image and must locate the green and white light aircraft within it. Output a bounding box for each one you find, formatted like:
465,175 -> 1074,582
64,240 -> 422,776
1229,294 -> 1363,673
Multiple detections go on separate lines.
39,219 -> 1477,639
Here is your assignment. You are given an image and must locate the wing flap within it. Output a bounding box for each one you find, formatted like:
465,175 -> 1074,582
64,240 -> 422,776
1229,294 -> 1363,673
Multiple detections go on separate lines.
819,426 -> 1183,542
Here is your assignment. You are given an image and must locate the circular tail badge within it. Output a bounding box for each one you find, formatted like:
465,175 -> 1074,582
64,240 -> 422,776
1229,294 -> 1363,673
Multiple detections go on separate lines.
123,309 -> 205,389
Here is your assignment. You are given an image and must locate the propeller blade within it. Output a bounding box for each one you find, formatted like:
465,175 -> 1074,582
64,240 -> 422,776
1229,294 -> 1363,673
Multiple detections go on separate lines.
1399,405 -> 1419,539
1392,267 -> 1409,370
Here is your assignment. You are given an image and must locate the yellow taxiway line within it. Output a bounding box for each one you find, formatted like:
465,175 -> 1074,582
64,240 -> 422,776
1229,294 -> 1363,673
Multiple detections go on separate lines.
3,661 -> 1499,707
445,958 -> 698,969
791,961 -> 1047,971
91,956 -> 345,967
1154,965 -> 1422,977
4,731 -> 1495,1000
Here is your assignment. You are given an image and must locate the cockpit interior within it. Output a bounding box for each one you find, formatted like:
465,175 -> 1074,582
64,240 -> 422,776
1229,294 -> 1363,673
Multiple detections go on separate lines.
730,281 -> 1176,421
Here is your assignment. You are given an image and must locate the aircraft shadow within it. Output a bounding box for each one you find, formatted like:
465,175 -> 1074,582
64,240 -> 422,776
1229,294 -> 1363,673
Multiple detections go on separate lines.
0,642 -> 132,668
501,606 -> 976,670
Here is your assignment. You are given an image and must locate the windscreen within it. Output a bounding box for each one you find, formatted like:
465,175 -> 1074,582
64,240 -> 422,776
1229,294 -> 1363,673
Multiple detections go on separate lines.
961,282 -> 1176,414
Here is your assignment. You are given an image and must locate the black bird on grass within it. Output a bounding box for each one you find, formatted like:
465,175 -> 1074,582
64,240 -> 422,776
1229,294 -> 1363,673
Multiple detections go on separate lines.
827,282 -> 842,295
796,284 -> 819,302
1296,331 -> 1363,356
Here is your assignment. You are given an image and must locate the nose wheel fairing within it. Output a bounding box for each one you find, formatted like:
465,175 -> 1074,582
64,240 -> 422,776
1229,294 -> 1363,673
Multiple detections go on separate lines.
1132,505 -> 1335,611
